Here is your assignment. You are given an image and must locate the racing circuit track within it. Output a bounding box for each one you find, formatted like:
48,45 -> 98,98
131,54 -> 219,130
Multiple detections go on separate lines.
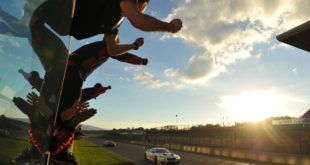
88,138 -> 265,165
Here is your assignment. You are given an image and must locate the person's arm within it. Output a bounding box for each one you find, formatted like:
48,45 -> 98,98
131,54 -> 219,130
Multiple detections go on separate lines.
120,0 -> 182,33
104,34 -> 144,56
94,86 -> 112,99
111,53 -> 148,65
69,108 -> 97,129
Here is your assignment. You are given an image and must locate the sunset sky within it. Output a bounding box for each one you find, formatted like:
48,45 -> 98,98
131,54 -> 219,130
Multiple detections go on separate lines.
1,0 -> 310,129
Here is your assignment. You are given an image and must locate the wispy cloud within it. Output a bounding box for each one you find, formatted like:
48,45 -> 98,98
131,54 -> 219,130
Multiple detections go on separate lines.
164,68 -> 180,77
140,79 -> 170,88
292,68 -> 298,75
131,70 -> 185,88
8,39 -> 21,47
124,66 -> 132,71
0,46 -> 4,54
151,10 -> 158,17
135,66 -> 143,72
254,52 -> 262,59
124,66 -> 143,72
6,53 -> 13,57
120,77 -> 130,81
133,72 -> 154,80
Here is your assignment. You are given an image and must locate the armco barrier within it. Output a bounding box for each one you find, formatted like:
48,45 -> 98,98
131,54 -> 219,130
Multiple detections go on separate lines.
130,140 -> 310,165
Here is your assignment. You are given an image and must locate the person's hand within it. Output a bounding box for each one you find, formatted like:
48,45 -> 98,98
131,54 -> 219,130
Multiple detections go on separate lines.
13,97 -> 24,108
72,100 -> 89,113
27,92 -> 53,119
142,58 -> 148,65
26,92 -> 39,107
18,69 -> 24,73
73,108 -> 97,124
169,19 -> 183,33
134,37 -> 144,47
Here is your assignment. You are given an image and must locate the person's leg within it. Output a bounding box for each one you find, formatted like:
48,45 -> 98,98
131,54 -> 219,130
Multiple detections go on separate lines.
71,41 -> 109,80
50,109 -> 95,165
30,22 -> 68,72
29,0 -> 73,36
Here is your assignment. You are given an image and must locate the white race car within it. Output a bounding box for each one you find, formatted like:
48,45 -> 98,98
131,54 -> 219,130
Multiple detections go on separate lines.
103,140 -> 117,147
144,147 -> 180,165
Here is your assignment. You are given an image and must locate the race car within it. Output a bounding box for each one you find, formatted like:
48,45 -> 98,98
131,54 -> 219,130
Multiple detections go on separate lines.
103,140 -> 117,147
144,147 -> 180,165
0,129 -> 10,136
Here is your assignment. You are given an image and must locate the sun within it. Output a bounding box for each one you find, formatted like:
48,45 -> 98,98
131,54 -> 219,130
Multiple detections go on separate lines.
218,91 -> 277,122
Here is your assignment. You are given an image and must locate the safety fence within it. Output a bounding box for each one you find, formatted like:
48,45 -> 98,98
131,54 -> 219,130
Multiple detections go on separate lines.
99,122 -> 310,155
130,140 -> 310,165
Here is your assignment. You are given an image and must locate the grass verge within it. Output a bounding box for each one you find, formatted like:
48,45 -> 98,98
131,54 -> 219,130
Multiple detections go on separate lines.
0,136 -> 30,165
74,139 -> 135,165
0,137 -> 135,165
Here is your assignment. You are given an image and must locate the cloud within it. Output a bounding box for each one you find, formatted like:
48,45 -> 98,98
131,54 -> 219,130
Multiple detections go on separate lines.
0,46 -> 3,54
133,72 -> 154,80
181,56 -> 227,83
269,45 -> 277,50
132,71 -> 183,88
162,0 -> 310,83
183,56 -> 215,80
124,66 -> 143,72
254,52 -> 262,59
6,53 -> 13,57
292,68 -> 298,75
8,39 -> 21,47
135,67 -> 143,72
120,77 -> 130,81
151,10 -> 158,17
124,67 -> 132,71
141,80 -> 170,88
164,68 -> 180,77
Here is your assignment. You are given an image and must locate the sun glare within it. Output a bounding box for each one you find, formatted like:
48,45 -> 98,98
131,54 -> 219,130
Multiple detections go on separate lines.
219,91 -> 277,122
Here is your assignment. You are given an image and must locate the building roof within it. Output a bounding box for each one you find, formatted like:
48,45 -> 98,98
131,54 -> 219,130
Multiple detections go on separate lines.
277,21 -> 310,53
